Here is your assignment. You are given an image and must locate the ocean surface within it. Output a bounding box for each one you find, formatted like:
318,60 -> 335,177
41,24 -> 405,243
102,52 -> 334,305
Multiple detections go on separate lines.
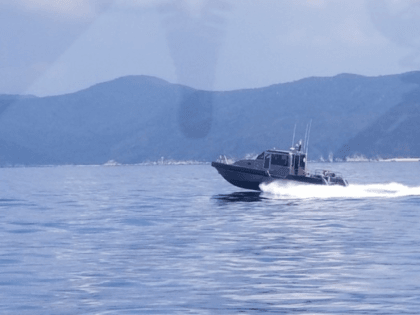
0,162 -> 420,314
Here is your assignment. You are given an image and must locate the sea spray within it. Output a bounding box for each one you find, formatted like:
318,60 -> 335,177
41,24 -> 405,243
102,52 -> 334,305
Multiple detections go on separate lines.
260,181 -> 420,199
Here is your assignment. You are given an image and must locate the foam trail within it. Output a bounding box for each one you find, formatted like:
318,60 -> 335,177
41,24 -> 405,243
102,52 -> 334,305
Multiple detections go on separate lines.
260,182 -> 420,200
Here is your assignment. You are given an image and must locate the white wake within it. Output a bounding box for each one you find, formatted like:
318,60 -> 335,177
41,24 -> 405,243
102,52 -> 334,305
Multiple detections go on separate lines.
260,182 -> 420,199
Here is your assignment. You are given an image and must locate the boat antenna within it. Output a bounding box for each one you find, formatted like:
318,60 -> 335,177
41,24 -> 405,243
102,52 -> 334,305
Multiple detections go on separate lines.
306,119 -> 312,158
303,123 -> 309,152
291,123 -> 297,147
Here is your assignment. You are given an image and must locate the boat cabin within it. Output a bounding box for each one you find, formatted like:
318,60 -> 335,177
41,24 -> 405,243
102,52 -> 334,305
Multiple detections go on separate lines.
256,149 -> 306,177
213,141 -> 348,188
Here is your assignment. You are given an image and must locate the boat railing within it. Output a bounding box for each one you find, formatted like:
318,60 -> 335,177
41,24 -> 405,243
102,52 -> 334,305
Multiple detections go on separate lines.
216,155 -> 233,164
314,169 -> 343,178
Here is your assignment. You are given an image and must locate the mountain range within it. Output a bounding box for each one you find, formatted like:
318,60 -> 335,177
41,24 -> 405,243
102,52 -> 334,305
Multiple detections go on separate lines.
0,71 -> 419,166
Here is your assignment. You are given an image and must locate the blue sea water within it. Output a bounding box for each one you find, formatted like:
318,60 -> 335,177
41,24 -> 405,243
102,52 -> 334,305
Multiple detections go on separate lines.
0,162 -> 420,314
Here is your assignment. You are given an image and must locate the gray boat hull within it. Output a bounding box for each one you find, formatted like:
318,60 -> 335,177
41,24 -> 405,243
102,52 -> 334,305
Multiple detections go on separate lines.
211,162 -> 329,191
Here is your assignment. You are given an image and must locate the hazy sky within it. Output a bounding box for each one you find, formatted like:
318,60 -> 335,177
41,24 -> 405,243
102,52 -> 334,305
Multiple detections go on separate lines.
1,0 -> 419,96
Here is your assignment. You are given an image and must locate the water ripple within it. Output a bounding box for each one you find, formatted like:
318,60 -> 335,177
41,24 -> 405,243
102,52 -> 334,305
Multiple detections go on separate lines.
0,164 -> 419,314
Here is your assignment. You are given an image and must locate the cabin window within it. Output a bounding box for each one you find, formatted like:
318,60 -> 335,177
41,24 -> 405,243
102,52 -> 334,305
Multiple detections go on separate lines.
300,156 -> 306,168
271,154 -> 289,167
256,152 -> 264,160
264,155 -> 270,169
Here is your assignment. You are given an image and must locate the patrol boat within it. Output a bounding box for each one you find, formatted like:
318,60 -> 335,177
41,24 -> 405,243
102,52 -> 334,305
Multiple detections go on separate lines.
211,142 -> 348,191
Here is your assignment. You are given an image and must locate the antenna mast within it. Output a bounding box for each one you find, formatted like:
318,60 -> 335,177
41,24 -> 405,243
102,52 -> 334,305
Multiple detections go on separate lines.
303,123 -> 309,152
291,123 -> 297,147
305,119 -> 312,158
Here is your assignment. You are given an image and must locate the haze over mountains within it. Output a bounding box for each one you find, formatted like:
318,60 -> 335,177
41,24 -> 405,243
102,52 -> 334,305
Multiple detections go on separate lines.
0,72 -> 419,166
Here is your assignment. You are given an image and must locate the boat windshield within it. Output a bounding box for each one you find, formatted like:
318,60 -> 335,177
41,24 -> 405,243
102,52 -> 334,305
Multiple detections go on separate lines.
256,152 -> 264,160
